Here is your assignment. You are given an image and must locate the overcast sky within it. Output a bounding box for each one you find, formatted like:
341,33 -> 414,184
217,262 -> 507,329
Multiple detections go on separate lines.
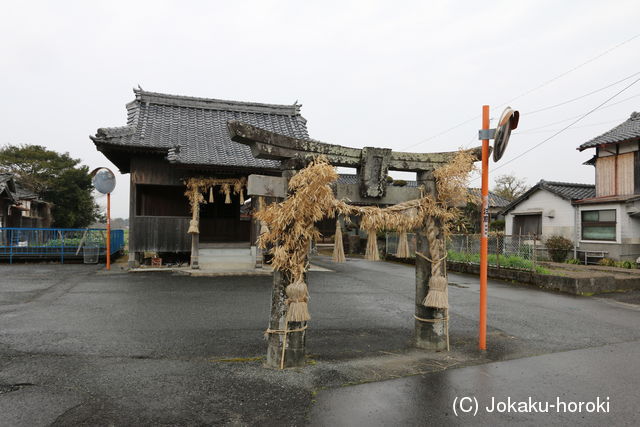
2,0 -> 640,218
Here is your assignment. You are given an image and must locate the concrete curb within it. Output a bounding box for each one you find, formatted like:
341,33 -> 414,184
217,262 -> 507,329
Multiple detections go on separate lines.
447,260 -> 640,295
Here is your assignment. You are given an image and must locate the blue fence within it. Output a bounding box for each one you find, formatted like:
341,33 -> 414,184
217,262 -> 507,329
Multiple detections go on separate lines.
0,228 -> 125,264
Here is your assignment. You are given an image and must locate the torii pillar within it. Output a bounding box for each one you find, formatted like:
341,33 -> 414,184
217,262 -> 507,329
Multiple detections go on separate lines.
414,170 -> 448,350
228,121 -> 481,366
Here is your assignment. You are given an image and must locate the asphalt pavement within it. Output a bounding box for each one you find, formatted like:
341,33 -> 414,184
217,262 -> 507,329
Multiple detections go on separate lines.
310,340 -> 640,426
0,257 -> 639,425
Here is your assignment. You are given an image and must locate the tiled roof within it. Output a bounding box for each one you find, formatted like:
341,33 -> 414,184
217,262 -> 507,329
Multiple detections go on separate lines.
502,180 -> 595,214
540,181 -> 596,200
573,194 -> 640,205
0,173 -> 39,203
0,173 -> 16,201
578,112 -> 640,151
467,188 -> 511,208
91,89 -> 310,171
14,183 -> 38,200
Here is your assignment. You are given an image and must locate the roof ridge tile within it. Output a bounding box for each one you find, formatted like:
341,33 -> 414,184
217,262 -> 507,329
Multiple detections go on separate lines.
133,89 -> 302,116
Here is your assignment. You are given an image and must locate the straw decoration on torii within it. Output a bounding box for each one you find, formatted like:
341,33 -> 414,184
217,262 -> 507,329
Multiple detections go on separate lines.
255,150 -> 476,322
184,177 -> 247,234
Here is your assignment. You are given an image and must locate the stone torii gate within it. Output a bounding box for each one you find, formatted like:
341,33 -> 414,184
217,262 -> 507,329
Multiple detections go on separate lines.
228,121 -> 481,368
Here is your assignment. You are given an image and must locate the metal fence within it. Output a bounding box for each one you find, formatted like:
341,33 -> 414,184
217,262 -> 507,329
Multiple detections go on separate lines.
0,228 -> 125,264
386,232 -> 565,267
448,234 -> 544,262
385,232 -> 613,266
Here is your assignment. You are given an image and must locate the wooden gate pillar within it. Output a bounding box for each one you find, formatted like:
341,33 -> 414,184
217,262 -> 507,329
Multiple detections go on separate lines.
414,170 -> 448,350
189,198 -> 200,269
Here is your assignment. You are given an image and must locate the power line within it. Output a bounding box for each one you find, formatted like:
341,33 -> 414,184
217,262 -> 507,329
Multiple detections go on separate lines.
496,33 -> 640,106
515,118 -> 627,135
523,70 -> 640,116
469,76 -> 640,182
517,93 -> 640,132
401,115 -> 479,151
402,32 -> 640,151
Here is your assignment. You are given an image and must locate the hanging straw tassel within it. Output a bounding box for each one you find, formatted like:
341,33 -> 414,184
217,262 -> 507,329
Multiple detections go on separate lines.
365,229 -> 380,261
422,217 -> 449,309
220,184 -> 231,204
188,219 -> 199,234
239,190 -> 245,205
424,274 -> 448,309
285,280 -> 310,322
396,230 -> 410,258
333,220 -> 346,263
209,187 -> 214,203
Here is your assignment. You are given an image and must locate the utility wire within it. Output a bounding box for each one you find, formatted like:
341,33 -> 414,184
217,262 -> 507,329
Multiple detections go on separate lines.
469,76 -> 640,181
523,70 -> 640,116
403,69 -> 629,150
402,116 -> 479,151
402,32 -> 640,151
517,93 -> 640,132
515,118 -> 626,135
497,33 -> 640,106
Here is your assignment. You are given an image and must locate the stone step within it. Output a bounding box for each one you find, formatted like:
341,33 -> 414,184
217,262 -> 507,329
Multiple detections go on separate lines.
199,248 -> 252,257
198,260 -> 256,271
196,246 -> 256,271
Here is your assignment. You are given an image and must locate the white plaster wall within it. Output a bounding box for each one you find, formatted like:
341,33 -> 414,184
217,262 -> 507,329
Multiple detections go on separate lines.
505,189 -> 575,238
577,202 -> 640,244
597,141 -> 638,157
617,141 -> 638,155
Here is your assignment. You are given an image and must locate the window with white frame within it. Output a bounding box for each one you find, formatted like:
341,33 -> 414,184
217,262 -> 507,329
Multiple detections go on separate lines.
581,209 -> 616,241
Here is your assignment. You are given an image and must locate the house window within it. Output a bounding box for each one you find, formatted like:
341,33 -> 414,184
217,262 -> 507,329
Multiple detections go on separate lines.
581,209 -> 616,241
512,214 -> 541,235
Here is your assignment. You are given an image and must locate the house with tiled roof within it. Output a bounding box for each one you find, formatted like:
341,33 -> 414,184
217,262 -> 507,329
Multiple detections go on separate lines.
501,112 -> 640,261
574,111 -> 640,260
502,180 -> 595,238
0,173 -> 16,228
0,173 -> 53,228
91,89 -> 310,266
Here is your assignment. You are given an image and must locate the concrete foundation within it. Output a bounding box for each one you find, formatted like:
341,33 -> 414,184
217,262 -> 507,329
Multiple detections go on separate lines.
447,260 -> 640,295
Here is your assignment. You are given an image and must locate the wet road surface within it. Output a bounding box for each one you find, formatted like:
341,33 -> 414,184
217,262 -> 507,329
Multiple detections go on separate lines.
0,258 -> 639,425
310,340 -> 640,426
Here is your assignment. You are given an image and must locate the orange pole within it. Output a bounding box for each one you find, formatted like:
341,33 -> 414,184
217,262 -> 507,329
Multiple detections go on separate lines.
479,105 -> 490,350
106,192 -> 111,270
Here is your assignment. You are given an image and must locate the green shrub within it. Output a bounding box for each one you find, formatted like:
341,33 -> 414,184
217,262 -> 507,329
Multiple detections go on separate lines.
544,235 -> 573,263
392,179 -> 407,187
489,220 -> 505,231
385,176 -> 394,183
597,258 -> 616,267
614,260 -> 635,269
565,258 -> 581,265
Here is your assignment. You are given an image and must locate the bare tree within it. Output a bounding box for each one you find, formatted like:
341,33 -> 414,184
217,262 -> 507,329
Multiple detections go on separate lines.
493,174 -> 528,201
